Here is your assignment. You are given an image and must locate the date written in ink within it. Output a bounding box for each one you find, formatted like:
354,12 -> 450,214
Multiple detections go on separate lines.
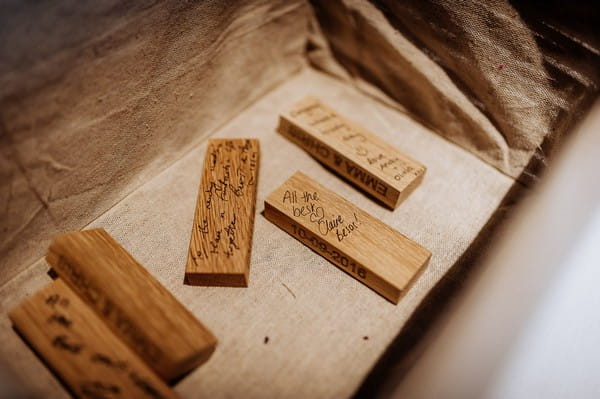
290,223 -> 367,279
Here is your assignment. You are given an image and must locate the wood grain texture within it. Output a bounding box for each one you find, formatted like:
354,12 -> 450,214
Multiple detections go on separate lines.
278,97 -> 426,209
264,172 -> 431,304
9,279 -> 178,399
46,228 -> 217,382
185,139 -> 260,287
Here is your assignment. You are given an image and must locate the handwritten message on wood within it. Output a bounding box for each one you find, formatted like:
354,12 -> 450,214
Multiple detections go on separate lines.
264,172 -> 431,304
9,279 -> 178,399
46,228 -> 217,382
278,97 -> 426,209
185,139 -> 260,287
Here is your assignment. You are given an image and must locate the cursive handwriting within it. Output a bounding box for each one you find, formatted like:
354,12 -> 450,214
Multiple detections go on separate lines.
91,353 -> 128,370
80,381 -> 120,399
197,218 -> 209,235
45,294 -> 70,308
335,213 -> 360,242
52,334 -> 82,354
194,140 -> 257,260
284,190 -> 361,241
223,214 -> 239,257
129,372 -> 166,399
48,313 -> 72,328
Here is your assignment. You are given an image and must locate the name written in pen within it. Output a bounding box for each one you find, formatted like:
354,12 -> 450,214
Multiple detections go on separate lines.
282,189 -> 360,242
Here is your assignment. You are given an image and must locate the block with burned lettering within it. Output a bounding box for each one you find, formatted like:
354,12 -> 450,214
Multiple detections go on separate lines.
278,97 -> 426,209
264,172 -> 431,304
46,228 -> 217,382
9,279 -> 178,399
185,138 -> 260,287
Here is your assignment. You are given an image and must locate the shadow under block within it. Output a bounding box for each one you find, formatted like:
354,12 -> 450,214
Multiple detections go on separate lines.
9,279 -> 178,399
264,172 -> 431,304
278,97 -> 426,209
46,228 -> 217,382
185,139 -> 260,287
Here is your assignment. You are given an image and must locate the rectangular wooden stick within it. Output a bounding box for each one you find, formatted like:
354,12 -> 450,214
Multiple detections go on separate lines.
278,97 -> 426,209
264,172 -> 431,304
46,228 -> 217,382
185,138 -> 260,287
9,279 -> 178,399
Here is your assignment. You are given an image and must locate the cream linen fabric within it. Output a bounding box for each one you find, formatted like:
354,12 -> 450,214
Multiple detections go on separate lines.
0,0 -> 309,285
308,0 -> 600,182
0,69 -> 513,398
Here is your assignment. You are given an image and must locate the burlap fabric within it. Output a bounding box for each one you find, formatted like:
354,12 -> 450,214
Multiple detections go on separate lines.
308,0 -> 599,182
0,1 -> 597,398
0,0 -> 309,285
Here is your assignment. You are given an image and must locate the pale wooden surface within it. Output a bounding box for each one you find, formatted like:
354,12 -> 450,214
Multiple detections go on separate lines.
265,172 -> 431,304
185,139 -> 260,287
279,97 -> 426,209
46,228 -> 217,382
9,279 -> 178,399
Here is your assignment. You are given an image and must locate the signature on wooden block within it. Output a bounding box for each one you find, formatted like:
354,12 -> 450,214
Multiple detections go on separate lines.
186,139 -> 260,287
10,280 -> 178,399
265,172 -> 431,304
279,97 -> 426,209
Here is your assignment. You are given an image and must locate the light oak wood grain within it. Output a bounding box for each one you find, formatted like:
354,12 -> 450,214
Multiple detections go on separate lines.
46,228 -> 217,382
185,139 -> 260,287
264,172 -> 431,304
9,279 -> 178,399
278,97 -> 426,209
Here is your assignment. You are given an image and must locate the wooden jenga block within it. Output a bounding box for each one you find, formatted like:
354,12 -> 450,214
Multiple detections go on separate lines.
264,172 -> 431,304
278,97 -> 426,209
185,138 -> 260,287
9,279 -> 178,399
46,228 -> 217,382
